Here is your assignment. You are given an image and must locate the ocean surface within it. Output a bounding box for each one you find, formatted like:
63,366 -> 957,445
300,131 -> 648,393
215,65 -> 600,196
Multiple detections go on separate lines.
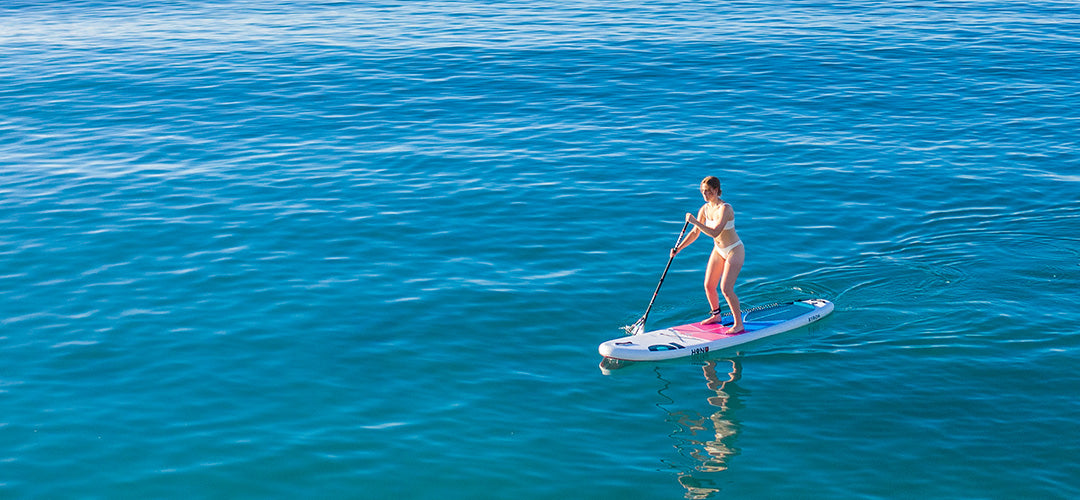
2,0 -> 1079,498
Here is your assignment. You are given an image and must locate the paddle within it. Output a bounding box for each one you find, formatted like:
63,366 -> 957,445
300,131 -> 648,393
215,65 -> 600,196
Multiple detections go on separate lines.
624,219 -> 691,335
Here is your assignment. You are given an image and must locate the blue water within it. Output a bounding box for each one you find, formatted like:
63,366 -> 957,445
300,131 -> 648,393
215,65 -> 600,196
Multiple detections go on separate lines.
3,1 -> 1079,498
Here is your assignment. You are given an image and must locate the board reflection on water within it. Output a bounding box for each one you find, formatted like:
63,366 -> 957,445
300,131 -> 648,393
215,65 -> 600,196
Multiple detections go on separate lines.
659,359 -> 743,499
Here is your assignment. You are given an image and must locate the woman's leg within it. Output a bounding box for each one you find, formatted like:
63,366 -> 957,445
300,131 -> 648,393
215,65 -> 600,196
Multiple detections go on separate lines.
720,245 -> 745,332
701,250 -> 725,324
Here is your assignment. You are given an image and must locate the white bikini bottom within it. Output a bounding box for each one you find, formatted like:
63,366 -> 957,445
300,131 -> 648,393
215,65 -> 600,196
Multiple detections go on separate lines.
714,240 -> 743,259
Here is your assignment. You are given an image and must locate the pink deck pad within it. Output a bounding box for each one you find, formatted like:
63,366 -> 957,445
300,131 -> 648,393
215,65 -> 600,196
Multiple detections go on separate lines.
671,322 -> 748,340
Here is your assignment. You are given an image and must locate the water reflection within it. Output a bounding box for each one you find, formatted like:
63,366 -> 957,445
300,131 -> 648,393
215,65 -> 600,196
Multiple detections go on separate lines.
659,359 -> 743,499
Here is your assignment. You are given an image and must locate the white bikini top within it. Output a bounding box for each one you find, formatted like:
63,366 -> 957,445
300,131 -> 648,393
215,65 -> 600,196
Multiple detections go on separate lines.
706,217 -> 735,231
706,202 -> 736,231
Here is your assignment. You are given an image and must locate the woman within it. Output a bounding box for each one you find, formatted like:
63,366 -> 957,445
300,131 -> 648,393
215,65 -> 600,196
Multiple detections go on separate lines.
670,176 -> 744,332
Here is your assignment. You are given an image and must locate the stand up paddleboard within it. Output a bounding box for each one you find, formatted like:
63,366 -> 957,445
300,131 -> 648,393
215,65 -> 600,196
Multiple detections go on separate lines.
599,299 -> 833,362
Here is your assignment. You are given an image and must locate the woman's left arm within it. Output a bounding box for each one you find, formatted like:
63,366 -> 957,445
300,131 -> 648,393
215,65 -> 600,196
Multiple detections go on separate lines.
686,212 -> 722,239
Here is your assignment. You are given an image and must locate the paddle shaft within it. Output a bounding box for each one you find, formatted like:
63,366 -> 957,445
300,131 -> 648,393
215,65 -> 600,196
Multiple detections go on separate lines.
638,220 -> 691,329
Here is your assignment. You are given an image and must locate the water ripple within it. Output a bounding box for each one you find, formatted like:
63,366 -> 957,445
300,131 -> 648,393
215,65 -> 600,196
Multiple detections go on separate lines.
3,0 -> 1080,498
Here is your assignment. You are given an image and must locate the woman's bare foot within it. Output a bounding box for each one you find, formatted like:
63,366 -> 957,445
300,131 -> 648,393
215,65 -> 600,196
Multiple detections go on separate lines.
701,314 -> 721,325
722,325 -> 744,334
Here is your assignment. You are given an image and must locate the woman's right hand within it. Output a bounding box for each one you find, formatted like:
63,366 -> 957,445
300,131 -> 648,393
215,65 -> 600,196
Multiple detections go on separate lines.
670,246 -> 680,258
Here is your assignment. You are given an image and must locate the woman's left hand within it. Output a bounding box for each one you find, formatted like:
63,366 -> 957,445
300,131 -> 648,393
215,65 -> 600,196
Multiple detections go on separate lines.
685,212 -> 698,224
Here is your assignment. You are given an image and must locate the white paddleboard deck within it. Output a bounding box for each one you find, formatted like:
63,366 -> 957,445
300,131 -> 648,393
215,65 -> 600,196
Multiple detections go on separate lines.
599,299 -> 834,361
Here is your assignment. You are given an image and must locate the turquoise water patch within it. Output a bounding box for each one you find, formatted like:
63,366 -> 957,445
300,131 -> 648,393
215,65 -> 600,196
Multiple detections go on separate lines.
2,0 -> 1079,498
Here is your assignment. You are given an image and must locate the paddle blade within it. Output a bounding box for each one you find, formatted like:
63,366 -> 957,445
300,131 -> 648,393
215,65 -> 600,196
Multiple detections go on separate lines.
623,317 -> 645,335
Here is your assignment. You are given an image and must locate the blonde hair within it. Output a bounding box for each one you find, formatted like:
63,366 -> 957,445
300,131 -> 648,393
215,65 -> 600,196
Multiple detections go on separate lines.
701,176 -> 721,194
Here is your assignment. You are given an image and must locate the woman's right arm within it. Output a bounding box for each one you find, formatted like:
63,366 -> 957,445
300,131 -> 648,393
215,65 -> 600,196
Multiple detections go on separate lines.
672,230 -> 699,257
671,206 -> 705,257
